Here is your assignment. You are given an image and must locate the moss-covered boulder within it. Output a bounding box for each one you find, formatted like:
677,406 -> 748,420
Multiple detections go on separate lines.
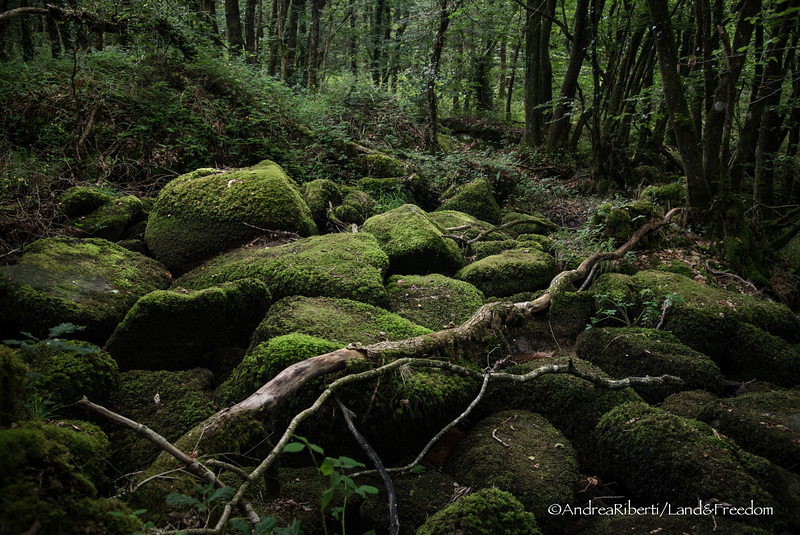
661,389 -> 719,420
640,181 -> 685,208
501,211 -> 558,236
575,327 -> 723,402
467,239 -> 532,260
428,210 -> 511,242
416,487 -> 542,535
478,356 -> 642,467
105,278 -> 271,371
358,151 -> 406,177
0,346 -> 28,426
503,291 -> 594,350
385,274 -> 485,331
246,295 -> 432,351
59,185 -> 116,217
334,188 -> 376,225
363,204 -> 464,275
300,179 -> 342,229
454,248 -> 556,298
20,340 -> 119,414
596,402 -> 800,532
71,195 -> 145,241
591,270 -> 800,385
145,161 -> 317,275
437,179 -> 502,224
0,237 -> 172,345
444,410 -> 579,532
175,233 -> 389,306
695,388 -> 800,474
107,368 -> 216,473
0,420 -> 141,534
590,201 -> 654,246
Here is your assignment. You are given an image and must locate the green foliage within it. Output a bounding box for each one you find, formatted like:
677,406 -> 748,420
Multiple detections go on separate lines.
3,323 -> 99,358
588,290 -> 684,329
284,435 -> 378,535
107,509 -> 153,535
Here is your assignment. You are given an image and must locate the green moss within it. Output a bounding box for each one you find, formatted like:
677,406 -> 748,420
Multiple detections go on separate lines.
661,389 -> 719,419
22,340 -> 120,412
247,295 -> 431,350
175,233 -> 390,306
385,274 -> 485,330
596,402 -> 800,532
0,346 -> 28,426
454,249 -> 556,297
0,237 -> 172,344
444,410 -> 577,532
575,327 -> 723,402
145,160 -> 317,275
105,278 -> 271,371
640,181 -> 685,208
437,179 -> 502,224
363,204 -> 465,275
72,195 -> 145,241
300,179 -> 342,228
334,189 -> 376,224
0,420 -> 138,534
59,186 -> 115,217
108,368 -> 216,473
695,389 -> 800,474
417,487 -> 541,535
358,151 -> 406,177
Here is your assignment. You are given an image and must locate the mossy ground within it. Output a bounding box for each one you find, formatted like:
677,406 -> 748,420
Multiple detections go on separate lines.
363,204 -> 465,275
175,232 -> 390,306
145,161 -> 317,275
0,237 -> 171,344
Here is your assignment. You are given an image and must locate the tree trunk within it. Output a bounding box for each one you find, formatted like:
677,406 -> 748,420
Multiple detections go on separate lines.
522,1 -> 545,146
646,0 -> 711,219
424,0 -> 451,152
244,0 -> 258,62
225,0 -> 245,54
307,0 -> 322,91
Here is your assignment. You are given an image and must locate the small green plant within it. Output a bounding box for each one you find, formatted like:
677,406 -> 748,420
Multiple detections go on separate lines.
166,483 -> 235,528
21,388 -> 64,421
3,323 -> 99,357
284,435 -> 378,535
588,289 -> 683,330
107,508 -> 154,535
229,516 -> 303,535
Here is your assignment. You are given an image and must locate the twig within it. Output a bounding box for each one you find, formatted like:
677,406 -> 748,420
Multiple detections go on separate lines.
336,399 -> 400,535
492,428 -> 511,447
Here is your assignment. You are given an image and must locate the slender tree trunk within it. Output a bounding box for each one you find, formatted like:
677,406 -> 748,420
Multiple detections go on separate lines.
284,0 -> 300,82
244,0 -> 259,62
546,0 -> 589,153
225,0 -> 245,54
646,0 -> 711,218
307,0 -> 322,91
522,1 -> 545,147
424,0 -> 451,152
506,42 -> 520,121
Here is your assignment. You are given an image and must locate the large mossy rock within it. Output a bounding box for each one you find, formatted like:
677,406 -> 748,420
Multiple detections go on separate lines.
175,233 -> 389,306
20,341 -> 120,414
246,295 -> 432,351
107,368 -> 217,473
591,270 -> 800,386
454,248 -> 556,298
145,161 -> 317,275
70,195 -> 146,242
300,179 -> 342,229
575,327 -> 723,402
59,185 -> 116,217
0,420 -> 141,534
695,388 -> 800,475
437,179 -> 502,224
501,211 -> 558,236
596,402 -> 800,533
444,410 -> 579,533
416,487 -> 542,535
334,188 -> 376,225
478,356 -> 642,467
385,274 -> 485,331
0,346 -> 27,426
362,204 -> 464,275
0,237 -> 172,345
105,278 -> 271,371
